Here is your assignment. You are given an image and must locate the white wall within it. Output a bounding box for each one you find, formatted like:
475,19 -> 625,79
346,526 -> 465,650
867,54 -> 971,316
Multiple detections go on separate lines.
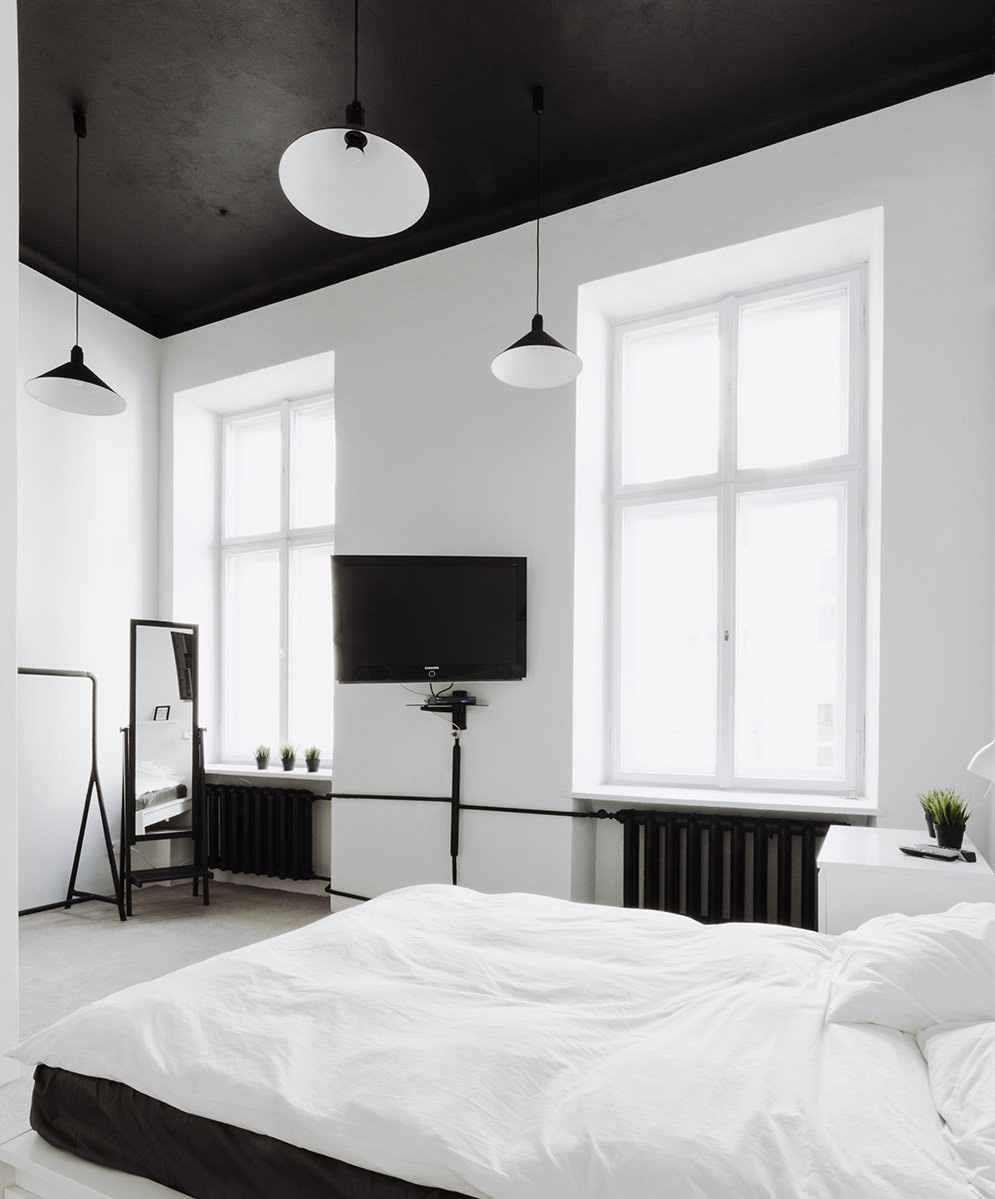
988,83 -> 995,862
17,267 -> 160,911
0,0 -> 20,1085
161,78 -> 995,903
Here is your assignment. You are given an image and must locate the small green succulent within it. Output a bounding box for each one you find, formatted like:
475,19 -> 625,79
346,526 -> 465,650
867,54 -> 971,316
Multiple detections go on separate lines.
918,787 -> 972,827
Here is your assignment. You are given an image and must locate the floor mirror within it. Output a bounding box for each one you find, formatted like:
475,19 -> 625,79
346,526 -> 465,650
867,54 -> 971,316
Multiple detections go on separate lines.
122,619 -> 211,914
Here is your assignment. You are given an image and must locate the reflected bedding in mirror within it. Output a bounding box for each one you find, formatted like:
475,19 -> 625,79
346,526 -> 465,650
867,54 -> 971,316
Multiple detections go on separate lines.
134,761 -> 188,811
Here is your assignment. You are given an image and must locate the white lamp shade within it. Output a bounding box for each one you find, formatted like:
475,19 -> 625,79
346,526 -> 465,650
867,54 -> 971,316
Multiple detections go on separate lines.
491,314 -> 583,389
25,346 -> 126,415
279,127 -> 429,238
968,737 -> 995,782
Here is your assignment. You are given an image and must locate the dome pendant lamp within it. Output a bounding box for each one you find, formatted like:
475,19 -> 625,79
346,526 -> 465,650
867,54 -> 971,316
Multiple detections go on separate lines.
491,86 -> 582,390
278,0 -> 429,238
26,107 -> 126,416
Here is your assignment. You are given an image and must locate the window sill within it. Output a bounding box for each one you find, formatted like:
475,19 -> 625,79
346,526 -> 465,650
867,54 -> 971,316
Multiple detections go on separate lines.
572,783 -> 880,819
205,762 -> 333,783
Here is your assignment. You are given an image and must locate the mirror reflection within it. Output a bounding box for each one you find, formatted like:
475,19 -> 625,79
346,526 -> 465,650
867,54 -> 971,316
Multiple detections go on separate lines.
133,624 -> 195,834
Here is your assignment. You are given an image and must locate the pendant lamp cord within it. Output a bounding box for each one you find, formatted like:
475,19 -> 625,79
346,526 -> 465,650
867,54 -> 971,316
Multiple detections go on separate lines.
353,0 -> 359,105
534,87 -> 542,316
74,110 -> 81,347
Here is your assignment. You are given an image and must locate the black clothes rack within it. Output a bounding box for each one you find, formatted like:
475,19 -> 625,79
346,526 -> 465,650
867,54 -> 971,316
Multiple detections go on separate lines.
17,667 -> 126,920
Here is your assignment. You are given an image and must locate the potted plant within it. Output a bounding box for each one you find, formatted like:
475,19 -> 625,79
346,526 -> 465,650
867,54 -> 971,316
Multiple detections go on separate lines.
280,743 -> 296,772
304,745 -> 321,773
917,789 -> 937,837
921,787 -> 973,850
255,744 -> 270,770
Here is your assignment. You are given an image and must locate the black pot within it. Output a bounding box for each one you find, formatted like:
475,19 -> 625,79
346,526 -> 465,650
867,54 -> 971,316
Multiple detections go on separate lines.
256,755 -> 269,770
924,812 -> 935,838
282,757 -> 295,771
306,758 -> 319,773
935,823 -> 966,850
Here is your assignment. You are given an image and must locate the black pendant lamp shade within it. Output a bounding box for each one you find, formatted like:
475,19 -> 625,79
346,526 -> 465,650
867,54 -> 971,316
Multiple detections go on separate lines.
25,107 -> 126,416
279,0 -> 429,238
491,87 -> 582,390
28,345 -> 126,416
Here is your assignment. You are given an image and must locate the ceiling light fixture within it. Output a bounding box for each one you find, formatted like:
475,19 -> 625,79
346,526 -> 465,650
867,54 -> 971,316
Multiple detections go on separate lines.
278,0 -> 429,238
25,107 -> 126,416
491,86 -> 582,390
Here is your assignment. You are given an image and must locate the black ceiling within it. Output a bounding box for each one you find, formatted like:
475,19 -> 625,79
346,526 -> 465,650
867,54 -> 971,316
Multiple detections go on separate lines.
18,1 -> 995,339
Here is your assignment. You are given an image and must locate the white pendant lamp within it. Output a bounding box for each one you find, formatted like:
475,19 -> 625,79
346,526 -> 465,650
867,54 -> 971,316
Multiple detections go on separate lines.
968,738 -> 995,783
279,0 -> 429,238
491,86 -> 582,390
26,107 -> 126,416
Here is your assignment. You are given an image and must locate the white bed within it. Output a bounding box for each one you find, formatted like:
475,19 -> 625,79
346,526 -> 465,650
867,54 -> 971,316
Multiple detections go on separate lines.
132,761 -> 191,835
4,885 -> 995,1198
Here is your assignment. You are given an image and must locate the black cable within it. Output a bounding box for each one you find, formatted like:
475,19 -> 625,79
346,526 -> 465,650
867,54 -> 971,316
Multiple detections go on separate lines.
325,885 -> 372,902
353,0 -> 359,105
74,112 -> 80,346
534,87 -> 541,315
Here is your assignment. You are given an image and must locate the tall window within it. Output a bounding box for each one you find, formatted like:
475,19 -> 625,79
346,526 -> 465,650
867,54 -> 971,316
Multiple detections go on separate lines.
611,272 -> 864,792
221,397 -> 335,760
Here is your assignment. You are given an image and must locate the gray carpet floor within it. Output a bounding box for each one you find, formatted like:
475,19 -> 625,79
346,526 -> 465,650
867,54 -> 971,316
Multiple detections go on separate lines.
0,882 -> 330,1145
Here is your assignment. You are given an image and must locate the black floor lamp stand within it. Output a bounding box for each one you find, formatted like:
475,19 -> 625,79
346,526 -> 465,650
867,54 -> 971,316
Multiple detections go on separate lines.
17,667 -> 126,921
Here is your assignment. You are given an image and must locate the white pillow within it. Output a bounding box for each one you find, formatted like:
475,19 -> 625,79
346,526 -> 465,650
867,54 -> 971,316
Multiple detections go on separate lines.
917,1021 -> 995,1198
826,903 -> 995,1033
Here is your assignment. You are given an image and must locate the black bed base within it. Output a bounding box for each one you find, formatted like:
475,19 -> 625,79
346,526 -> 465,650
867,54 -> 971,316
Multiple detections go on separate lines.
31,1066 -> 473,1199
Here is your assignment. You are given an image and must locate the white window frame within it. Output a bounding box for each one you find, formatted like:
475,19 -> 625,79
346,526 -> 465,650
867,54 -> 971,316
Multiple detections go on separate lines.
219,393 -> 335,762
609,269 -> 866,794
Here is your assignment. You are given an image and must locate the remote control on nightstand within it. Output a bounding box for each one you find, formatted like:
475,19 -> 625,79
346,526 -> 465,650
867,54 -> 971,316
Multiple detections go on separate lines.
899,843 -> 963,862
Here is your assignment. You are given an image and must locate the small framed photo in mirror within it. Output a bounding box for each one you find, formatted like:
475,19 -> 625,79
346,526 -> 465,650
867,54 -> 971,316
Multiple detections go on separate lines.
153,705 -> 171,721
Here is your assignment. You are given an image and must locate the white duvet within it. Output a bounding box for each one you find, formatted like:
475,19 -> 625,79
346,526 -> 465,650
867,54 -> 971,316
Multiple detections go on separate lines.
8,885 -> 989,1198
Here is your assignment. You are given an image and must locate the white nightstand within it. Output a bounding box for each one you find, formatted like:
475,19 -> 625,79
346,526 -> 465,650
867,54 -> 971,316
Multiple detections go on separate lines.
817,825 -> 995,934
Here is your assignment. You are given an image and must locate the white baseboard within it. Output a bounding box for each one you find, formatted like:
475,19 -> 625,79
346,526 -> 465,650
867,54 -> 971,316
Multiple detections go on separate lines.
209,869 -> 329,898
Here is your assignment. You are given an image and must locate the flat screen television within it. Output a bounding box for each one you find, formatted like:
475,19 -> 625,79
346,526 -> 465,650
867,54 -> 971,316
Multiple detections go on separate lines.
332,555 -> 526,683
170,631 -> 194,701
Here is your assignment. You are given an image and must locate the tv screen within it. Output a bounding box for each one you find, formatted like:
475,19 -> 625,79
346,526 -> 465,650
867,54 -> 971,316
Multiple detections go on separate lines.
171,631 -> 194,701
332,555 -> 526,683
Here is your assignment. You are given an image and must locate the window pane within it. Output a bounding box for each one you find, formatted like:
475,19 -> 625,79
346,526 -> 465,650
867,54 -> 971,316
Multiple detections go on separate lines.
618,498 -> 717,775
620,315 -> 719,484
737,288 -> 848,469
291,401 -> 335,529
288,544 -> 334,756
734,486 -> 845,779
225,412 -> 281,537
223,549 -> 280,757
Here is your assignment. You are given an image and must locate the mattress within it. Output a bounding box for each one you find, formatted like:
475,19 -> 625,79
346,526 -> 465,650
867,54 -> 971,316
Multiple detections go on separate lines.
30,1065 -> 471,1199
11,886 -> 995,1199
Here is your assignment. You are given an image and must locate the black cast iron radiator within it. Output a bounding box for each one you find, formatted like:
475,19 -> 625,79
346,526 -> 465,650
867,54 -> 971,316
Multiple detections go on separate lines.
617,810 -> 832,930
205,784 -> 316,880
